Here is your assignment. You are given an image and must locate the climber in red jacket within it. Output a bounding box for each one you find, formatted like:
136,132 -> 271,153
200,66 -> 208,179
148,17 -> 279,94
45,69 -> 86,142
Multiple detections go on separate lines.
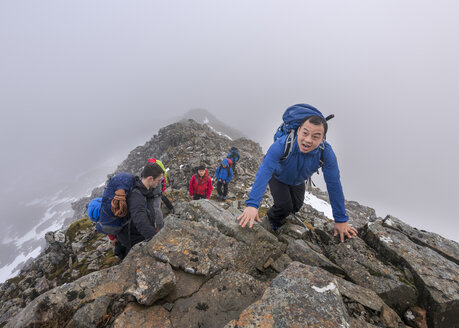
189,164 -> 213,200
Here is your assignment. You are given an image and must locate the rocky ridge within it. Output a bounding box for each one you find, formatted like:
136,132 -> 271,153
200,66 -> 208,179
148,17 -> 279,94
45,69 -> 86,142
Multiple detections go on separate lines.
0,119 -> 458,328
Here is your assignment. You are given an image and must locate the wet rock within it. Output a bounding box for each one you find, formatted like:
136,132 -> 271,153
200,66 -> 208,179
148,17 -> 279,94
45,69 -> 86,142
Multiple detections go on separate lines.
383,215 -> 459,264
65,295 -> 111,328
112,303 -> 173,328
126,258 -> 175,306
270,254 -> 293,273
146,216 -> 253,276
287,239 -> 345,275
179,200 -> 283,272
170,270 -> 266,328
365,221 -> 459,328
404,306 -> 428,328
228,262 -> 352,327
34,276 -> 50,294
166,269 -> 205,302
278,222 -> 308,239
324,236 -> 417,313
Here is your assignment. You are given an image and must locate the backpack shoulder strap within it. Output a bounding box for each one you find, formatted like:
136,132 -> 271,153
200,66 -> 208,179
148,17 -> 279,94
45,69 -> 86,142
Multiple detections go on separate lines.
319,142 -> 325,167
280,130 -> 296,162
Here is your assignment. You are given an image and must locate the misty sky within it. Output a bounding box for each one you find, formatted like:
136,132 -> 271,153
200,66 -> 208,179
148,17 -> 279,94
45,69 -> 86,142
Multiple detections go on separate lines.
1,0 -> 458,242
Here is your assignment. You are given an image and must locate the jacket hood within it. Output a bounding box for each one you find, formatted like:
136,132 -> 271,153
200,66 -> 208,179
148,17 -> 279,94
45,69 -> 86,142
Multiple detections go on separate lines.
221,158 -> 229,166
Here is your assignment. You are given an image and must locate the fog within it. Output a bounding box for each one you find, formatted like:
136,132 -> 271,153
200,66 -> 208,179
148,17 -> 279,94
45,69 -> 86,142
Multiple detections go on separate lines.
1,0 -> 458,251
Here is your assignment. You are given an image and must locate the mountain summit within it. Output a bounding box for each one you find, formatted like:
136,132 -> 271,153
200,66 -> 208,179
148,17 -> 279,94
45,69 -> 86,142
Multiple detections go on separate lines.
1,119 -> 458,328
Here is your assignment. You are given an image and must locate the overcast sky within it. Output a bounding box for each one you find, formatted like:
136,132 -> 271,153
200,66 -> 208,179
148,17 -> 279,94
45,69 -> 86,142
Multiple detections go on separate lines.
1,0 -> 458,242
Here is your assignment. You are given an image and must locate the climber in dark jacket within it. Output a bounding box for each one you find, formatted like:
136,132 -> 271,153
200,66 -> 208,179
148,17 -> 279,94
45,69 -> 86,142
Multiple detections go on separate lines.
115,163 -> 164,259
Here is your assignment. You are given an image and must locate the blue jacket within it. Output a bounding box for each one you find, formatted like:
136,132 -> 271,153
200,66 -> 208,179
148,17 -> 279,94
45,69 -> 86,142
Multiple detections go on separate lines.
227,149 -> 240,163
216,158 -> 233,183
246,135 -> 349,223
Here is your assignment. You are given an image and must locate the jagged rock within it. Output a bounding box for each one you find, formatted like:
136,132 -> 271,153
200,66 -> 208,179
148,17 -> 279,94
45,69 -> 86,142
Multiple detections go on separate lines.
365,221 -> 459,328
146,215 -> 254,276
170,270 -> 267,328
126,256 -> 175,306
287,239 -> 345,276
65,295 -> 111,328
34,276 -> 50,294
112,303 -> 173,328
379,304 -> 405,328
87,262 -> 99,271
227,262 -> 352,327
3,119 -> 459,328
270,254 -> 293,273
383,215 -> 459,264
404,306 -> 428,328
166,269 -> 205,302
176,200 -> 283,272
278,222 -> 308,239
72,241 -> 86,253
0,299 -> 22,327
4,244 -> 148,327
324,236 -> 417,313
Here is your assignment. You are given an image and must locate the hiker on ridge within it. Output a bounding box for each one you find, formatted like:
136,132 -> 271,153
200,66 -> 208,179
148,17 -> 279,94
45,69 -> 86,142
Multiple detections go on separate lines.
215,158 -> 233,201
227,147 -> 240,175
147,157 -> 174,225
115,163 -> 164,259
237,104 -> 357,242
189,164 -> 213,200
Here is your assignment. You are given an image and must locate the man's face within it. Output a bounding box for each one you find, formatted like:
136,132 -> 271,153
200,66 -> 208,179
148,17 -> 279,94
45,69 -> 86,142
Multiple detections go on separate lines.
297,120 -> 325,153
149,174 -> 164,189
197,169 -> 205,177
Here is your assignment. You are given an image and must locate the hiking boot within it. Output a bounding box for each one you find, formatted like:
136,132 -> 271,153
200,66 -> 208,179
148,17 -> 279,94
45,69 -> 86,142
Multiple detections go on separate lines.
222,196 -> 227,201
217,195 -> 221,200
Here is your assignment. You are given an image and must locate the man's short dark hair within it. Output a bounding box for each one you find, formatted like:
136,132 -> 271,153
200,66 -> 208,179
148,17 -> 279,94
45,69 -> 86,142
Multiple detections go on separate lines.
299,115 -> 328,136
142,163 -> 163,179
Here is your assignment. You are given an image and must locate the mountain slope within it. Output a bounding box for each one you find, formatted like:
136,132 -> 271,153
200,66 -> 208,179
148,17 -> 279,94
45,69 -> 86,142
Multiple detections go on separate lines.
1,119 -> 458,328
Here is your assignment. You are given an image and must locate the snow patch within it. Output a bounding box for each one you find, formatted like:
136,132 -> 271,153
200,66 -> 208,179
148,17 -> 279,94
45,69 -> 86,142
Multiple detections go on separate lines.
304,192 -> 333,220
179,164 -> 184,169
385,218 -> 394,226
0,246 -> 42,283
380,235 -> 393,243
205,123 -> 233,140
312,282 -> 336,293
405,311 -> 415,320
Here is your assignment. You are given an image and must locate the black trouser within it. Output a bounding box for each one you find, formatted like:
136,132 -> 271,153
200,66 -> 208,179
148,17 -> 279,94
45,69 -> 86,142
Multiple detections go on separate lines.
193,193 -> 206,200
217,181 -> 228,197
267,177 -> 305,229
115,222 -> 150,260
161,194 -> 174,211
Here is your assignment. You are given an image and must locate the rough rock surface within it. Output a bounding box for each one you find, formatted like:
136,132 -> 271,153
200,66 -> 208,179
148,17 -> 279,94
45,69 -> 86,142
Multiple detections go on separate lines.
364,219 -> 459,328
1,119 -> 458,328
226,262 -> 352,328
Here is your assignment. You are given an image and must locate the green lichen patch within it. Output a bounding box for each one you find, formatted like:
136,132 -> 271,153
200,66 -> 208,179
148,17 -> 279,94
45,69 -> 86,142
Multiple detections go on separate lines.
66,218 -> 94,244
99,249 -> 120,269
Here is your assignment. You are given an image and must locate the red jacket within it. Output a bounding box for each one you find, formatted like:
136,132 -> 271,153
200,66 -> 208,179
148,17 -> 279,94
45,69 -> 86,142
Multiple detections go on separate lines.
189,170 -> 213,198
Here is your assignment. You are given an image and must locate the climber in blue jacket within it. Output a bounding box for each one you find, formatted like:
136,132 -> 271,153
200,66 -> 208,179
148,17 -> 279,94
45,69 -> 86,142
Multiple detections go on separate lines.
237,110 -> 357,242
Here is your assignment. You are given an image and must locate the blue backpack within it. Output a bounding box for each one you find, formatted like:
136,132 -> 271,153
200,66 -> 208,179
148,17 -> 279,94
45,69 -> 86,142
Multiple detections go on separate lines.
87,197 -> 102,223
95,172 -> 136,235
274,104 -> 334,162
